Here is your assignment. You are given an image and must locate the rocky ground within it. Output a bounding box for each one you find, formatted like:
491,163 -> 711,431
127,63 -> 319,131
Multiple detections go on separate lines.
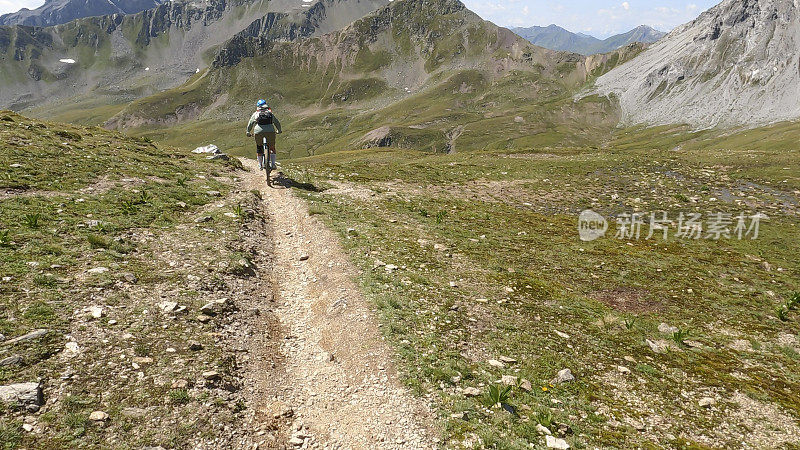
0,112 -> 435,448
0,149 -> 280,446
241,159 -> 435,449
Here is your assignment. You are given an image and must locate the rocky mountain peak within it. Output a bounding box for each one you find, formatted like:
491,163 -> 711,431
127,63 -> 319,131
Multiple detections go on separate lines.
593,0 -> 800,128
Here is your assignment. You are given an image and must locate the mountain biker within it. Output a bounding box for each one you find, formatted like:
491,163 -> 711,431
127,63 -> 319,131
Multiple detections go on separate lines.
246,99 -> 282,171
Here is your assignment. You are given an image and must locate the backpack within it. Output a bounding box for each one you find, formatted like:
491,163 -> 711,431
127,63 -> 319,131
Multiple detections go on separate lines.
256,110 -> 274,126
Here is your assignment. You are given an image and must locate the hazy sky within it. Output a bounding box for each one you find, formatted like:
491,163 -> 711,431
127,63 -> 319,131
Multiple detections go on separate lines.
0,0 -> 42,15
464,0 -> 719,37
0,0 -> 719,38
0,0 -> 44,14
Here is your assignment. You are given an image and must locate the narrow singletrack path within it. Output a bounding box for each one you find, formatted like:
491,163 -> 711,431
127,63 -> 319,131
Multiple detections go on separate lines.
241,159 -> 435,449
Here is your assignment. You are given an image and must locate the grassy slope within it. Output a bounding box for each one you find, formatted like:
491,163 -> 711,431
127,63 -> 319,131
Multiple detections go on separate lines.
0,111 -> 268,448
108,0 -> 614,159
131,67 -> 617,160
279,120 -> 800,448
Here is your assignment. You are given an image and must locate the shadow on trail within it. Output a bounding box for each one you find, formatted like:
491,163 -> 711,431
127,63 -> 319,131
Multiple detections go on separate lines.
271,173 -> 323,192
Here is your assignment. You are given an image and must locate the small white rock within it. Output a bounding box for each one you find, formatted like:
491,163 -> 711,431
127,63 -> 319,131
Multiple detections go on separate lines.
500,375 -> 518,385
545,435 -> 569,449
64,342 -> 81,357
89,411 -> 109,421
658,323 -> 679,334
89,306 -> 103,319
550,368 -> 575,384
699,397 -> 716,408
462,387 -> 481,397
159,301 -> 178,312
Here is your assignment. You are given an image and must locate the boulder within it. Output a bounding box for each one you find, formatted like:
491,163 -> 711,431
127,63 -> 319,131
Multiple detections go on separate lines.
88,306 -> 103,319
122,272 -> 139,284
159,301 -> 178,313
202,370 -> 221,381
121,407 -> 148,419
658,323 -> 679,334
199,302 -> 218,316
646,339 -> 669,354
0,382 -> 43,407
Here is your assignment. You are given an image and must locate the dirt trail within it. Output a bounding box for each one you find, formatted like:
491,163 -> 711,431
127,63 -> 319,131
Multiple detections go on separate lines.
241,159 -> 435,449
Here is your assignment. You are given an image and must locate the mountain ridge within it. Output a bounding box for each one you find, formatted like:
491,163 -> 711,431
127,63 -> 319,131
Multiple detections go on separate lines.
0,0 -> 637,156
512,23 -> 665,55
105,0 -> 625,155
0,0 -> 390,111
0,0 -> 166,27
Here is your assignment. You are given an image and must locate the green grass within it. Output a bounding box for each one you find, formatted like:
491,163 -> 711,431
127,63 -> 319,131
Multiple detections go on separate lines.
281,119 -> 800,447
0,111 -> 249,448
168,389 -> 191,405
0,420 -> 22,449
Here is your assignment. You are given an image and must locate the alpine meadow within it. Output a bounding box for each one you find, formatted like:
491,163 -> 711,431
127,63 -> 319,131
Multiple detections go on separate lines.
0,0 -> 799,448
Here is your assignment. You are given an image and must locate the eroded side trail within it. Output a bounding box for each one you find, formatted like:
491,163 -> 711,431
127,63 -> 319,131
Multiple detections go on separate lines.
241,160 -> 435,449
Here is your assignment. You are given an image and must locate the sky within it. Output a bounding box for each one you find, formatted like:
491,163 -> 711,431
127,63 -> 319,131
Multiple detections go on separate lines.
0,0 -> 42,14
463,0 -> 719,37
0,0 -> 719,38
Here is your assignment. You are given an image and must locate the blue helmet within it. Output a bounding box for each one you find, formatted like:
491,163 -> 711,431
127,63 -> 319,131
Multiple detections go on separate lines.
256,99 -> 267,108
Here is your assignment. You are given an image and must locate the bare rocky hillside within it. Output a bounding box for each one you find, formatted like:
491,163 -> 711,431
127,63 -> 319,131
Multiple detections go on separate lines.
593,0 -> 800,128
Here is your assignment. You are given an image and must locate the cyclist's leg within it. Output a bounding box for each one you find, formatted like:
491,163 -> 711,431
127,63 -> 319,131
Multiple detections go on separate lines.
266,132 -> 277,169
256,147 -> 265,170
255,134 -> 266,169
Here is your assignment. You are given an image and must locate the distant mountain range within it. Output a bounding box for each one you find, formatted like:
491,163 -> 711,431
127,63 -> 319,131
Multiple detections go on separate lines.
2,0 -> 795,137
511,24 -> 666,55
0,0 -> 639,155
0,0 -> 165,27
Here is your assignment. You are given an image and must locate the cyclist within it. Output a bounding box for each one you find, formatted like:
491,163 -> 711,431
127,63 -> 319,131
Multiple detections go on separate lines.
246,99 -> 282,172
